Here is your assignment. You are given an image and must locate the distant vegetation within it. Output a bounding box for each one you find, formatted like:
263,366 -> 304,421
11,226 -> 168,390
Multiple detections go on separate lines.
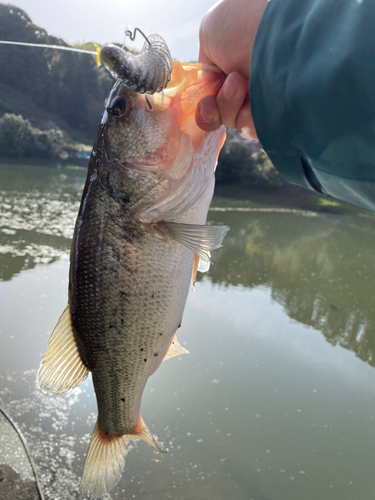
0,4 -> 112,147
216,130 -> 283,187
0,3 -> 282,186
0,113 -> 72,160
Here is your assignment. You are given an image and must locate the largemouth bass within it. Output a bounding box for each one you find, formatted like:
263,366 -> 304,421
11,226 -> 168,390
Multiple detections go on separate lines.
37,60 -> 228,498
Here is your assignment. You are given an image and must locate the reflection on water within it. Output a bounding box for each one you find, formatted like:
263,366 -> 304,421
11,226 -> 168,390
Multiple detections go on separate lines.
0,165 -> 81,280
2,164 -> 375,499
206,206 -> 375,367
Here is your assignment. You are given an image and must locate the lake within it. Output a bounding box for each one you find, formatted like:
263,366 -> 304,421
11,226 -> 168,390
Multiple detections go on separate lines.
1,163 -> 375,500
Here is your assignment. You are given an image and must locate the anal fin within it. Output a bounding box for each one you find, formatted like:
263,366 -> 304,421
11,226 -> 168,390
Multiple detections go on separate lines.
163,335 -> 189,361
36,306 -> 89,395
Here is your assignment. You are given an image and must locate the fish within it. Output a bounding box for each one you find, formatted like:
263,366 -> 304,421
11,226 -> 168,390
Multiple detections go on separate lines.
36,53 -> 228,499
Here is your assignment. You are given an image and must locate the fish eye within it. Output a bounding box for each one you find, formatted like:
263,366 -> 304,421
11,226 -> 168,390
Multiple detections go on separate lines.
108,96 -> 128,117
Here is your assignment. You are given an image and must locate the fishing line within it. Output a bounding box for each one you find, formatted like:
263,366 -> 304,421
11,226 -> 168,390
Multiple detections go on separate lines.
0,40 -> 96,55
0,405 -> 45,500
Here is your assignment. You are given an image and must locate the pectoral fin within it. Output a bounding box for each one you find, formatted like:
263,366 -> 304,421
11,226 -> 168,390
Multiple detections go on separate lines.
36,306 -> 89,395
163,222 -> 229,262
163,335 -> 189,361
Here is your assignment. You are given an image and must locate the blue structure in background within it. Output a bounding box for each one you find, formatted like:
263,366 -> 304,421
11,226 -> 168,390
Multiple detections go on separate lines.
76,149 -> 91,160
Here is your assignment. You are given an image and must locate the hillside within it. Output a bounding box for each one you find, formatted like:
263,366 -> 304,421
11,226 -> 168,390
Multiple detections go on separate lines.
0,4 -> 113,145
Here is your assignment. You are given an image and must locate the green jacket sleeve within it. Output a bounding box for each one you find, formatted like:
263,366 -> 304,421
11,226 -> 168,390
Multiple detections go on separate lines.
250,0 -> 375,211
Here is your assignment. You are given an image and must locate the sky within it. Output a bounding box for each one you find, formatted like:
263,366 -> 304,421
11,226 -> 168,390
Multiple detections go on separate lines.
9,0 -> 219,62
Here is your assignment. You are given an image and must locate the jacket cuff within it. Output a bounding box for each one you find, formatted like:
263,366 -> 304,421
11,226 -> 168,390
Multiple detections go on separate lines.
250,0 -> 375,210
250,0 -> 319,192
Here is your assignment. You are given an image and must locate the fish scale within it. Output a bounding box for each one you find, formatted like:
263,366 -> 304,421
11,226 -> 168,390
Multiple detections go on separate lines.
71,173 -> 193,435
37,59 -> 228,499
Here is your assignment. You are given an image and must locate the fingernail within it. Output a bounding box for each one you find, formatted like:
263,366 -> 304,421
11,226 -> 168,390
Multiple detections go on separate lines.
199,102 -> 214,123
223,76 -> 237,100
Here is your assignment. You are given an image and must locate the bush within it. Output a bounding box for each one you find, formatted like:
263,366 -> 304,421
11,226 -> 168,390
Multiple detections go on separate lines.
0,113 -> 64,159
216,130 -> 284,187
0,5 -> 113,141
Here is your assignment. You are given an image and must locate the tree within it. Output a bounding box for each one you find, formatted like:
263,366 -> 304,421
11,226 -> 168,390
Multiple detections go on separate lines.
0,4 -> 113,141
0,113 -> 64,159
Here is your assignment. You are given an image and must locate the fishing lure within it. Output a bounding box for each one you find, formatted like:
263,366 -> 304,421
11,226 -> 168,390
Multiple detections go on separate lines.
99,28 -> 173,95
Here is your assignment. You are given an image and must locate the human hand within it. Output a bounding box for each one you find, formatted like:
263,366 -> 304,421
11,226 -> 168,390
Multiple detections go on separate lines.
195,0 -> 267,140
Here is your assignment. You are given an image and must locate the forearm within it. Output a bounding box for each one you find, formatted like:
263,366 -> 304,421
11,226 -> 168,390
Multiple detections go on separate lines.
251,0 -> 375,210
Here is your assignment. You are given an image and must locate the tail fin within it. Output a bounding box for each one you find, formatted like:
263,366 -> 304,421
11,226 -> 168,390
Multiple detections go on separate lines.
80,418 -> 167,499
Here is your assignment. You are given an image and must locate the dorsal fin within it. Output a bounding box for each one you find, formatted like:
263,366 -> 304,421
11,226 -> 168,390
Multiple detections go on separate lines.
36,306 -> 89,394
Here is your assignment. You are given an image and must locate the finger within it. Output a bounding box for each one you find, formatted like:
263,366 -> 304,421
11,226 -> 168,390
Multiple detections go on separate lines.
236,97 -> 258,141
195,95 -> 222,132
216,72 -> 248,130
198,12 -> 212,65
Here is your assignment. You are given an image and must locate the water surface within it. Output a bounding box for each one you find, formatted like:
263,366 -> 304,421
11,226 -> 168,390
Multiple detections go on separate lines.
1,164 -> 375,499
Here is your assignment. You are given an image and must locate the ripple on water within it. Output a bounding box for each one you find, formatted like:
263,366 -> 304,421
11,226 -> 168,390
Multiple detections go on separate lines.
0,371 -> 97,500
0,189 -> 78,278
0,190 -> 80,239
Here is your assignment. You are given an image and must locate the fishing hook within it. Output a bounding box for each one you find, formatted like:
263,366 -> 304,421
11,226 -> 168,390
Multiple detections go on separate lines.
145,96 -> 153,110
124,27 -> 152,47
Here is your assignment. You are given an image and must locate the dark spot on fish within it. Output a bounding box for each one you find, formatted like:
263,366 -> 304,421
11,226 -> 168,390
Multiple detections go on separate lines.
151,293 -> 155,299
144,359 -> 147,362
120,194 -> 130,205
178,322 -> 181,328
154,353 -> 158,357
108,325 -> 113,329
121,319 -> 124,325
159,333 -> 163,336
120,291 -> 125,297
98,429 -> 118,443
121,398 -> 125,402
140,348 -> 144,351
